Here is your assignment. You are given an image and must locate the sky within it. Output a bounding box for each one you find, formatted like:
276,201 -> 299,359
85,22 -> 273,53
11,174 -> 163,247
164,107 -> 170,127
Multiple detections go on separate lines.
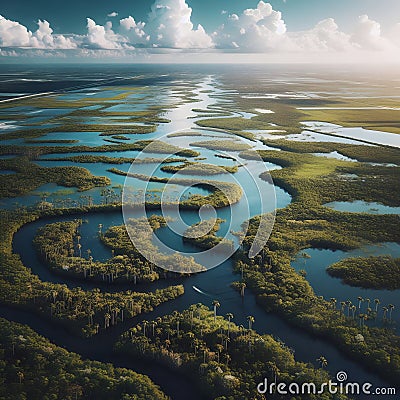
1,0 -> 400,63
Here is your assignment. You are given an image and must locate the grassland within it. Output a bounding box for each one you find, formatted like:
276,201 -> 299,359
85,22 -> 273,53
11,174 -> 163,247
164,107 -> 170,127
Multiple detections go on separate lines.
259,139 -> 400,164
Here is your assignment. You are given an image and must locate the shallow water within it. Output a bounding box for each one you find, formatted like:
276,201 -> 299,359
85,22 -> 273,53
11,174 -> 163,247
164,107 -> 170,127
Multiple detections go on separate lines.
325,200 -> 400,215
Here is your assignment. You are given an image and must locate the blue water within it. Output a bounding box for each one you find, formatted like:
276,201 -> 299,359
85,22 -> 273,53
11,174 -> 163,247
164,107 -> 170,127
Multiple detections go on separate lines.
291,243 -> 400,325
325,200 -> 400,215
1,65 -> 399,397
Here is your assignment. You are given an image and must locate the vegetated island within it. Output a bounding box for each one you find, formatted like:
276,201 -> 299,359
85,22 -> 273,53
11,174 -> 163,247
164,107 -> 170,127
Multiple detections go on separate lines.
160,162 -> 238,175
327,255 -> 400,290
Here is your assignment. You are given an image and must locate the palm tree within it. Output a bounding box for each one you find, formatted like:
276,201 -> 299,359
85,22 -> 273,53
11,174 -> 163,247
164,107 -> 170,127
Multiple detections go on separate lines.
346,300 -> 352,317
388,304 -> 395,321
142,320 -> 148,337
17,371 -> 24,384
317,356 -> 328,369
330,298 -> 337,310
359,314 -> 365,329
357,296 -> 364,310
374,298 -> 380,313
365,298 -> 371,309
247,315 -> 255,331
340,301 -> 346,315
226,313 -> 234,337
351,305 -> 357,319
212,300 -> 220,322
239,282 -> 246,298
382,306 -> 388,320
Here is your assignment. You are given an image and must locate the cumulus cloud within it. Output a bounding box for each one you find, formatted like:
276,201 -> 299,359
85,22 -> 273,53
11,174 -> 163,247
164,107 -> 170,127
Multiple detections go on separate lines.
84,19 -> 124,49
0,15 -> 32,47
1,0 -> 400,61
213,1 -> 288,51
0,15 -> 76,49
351,15 -> 389,51
291,18 -> 352,52
145,0 -> 213,48
119,16 -> 149,45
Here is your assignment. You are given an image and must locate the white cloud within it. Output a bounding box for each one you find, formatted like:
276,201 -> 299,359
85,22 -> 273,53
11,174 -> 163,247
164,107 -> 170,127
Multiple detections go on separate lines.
31,20 -> 77,49
84,18 -> 123,49
0,15 -> 32,47
119,16 -> 149,45
1,1 -> 400,62
291,18 -> 351,52
351,15 -> 389,51
0,15 -> 76,49
213,1 -> 287,51
145,0 -> 213,48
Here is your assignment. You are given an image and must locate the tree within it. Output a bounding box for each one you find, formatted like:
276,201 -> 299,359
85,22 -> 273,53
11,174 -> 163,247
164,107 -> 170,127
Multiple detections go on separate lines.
317,356 -> 328,369
226,313 -> 234,337
374,298 -> 380,314
357,296 -> 364,310
212,300 -> 220,322
247,315 -> 255,331
388,304 -> 395,321
239,282 -> 246,298
330,298 -> 337,310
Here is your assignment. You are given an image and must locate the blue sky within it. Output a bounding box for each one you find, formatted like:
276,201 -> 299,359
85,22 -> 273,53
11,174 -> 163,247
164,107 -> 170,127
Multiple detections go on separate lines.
0,0 -> 399,62
2,0 -> 399,34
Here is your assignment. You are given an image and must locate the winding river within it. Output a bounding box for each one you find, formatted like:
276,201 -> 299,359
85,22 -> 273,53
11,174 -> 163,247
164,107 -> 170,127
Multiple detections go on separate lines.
3,75 -> 399,399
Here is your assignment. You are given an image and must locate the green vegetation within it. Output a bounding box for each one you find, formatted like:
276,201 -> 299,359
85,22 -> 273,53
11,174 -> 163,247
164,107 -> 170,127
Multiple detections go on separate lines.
196,117 -> 267,131
1,123 -> 156,141
301,108 -> 400,135
117,304 -> 344,400
0,157 -> 110,198
40,155 -> 186,165
260,138 -> 400,165
183,218 -> 233,251
160,162 -> 238,175
0,318 -> 168,400
0,209 -> 184,337
123,216 -> 206,274
234,146 -> 400,384
34,219 -> 160,283
240,149 -> 400,206
111,135 -> 130,140
25,139 -> 79,144
1,140 -> 199,158
110,170 -> 243,208
190,140 -> 251,152
327,256 -> 400,290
